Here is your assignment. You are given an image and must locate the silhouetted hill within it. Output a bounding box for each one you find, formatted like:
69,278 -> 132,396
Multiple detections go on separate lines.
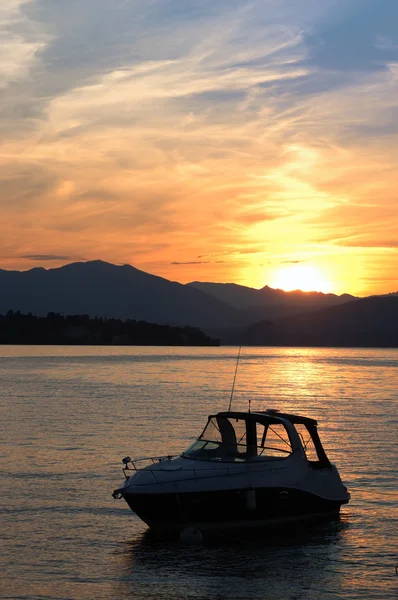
188,282 -> 267,310
241,296 -> 398,347
0,261 -> 242,329
1,261 -> 396,346
0,311 -> 219,346
188,281 -> 356,321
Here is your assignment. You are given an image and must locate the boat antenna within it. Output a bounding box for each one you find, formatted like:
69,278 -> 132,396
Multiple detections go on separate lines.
228,346 -> 242,411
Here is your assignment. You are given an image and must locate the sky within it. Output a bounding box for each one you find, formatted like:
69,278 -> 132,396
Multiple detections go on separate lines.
1,0 -> 397,296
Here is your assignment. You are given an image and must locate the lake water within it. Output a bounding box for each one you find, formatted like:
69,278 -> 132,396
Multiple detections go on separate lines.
0,346 -> 397,599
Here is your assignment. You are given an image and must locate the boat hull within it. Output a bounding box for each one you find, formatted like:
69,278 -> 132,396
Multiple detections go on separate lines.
122,486 -> 348,531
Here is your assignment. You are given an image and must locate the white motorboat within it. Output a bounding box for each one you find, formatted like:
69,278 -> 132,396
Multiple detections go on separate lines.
112,409 -> 350,532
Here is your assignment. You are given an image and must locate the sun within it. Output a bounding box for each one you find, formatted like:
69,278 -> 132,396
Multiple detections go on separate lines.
270,265 -> 332,293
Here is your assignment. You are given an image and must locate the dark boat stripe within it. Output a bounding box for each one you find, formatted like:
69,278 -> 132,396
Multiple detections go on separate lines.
122,486 -> 347,530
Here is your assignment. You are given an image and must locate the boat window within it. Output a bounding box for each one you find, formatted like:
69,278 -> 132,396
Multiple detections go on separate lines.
182,417 -> 293,462
229,418 -> 247,455
182,439 -> 223,459
255,423 -> 292,458
294,424 -> 319,462
293,423 -> 331,468
182,417 -> 248,462
200,417 -> 223,444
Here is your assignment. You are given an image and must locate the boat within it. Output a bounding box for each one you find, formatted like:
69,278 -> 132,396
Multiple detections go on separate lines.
112,408 -> 350,532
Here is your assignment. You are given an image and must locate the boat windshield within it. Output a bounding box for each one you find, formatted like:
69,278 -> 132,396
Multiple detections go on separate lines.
183,416 -> 292,462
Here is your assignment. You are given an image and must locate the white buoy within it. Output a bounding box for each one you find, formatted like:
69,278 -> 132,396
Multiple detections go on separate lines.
179,527 -> 203,543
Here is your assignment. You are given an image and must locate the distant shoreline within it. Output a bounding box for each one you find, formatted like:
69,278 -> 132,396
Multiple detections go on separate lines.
0,342 -> 221,347
0,311 -> 220,347
0,340 -> 398,350
1,308 -> 397,348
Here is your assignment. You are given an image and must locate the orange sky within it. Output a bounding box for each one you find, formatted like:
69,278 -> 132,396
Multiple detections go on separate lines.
1,0 -> 397,296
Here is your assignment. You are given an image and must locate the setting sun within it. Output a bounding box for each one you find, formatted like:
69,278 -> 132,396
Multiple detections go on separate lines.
270,265 -> 332,293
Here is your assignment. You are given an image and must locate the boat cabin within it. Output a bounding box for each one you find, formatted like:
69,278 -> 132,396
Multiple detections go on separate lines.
183,409 -> 331,468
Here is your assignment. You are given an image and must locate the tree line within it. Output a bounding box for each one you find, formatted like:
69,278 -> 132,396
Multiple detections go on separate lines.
0,311 -> 220,346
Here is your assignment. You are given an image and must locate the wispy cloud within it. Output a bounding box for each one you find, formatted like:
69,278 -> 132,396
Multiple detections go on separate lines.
0,0 -> 397,294
0,1 -> 49,89
21,254 -> 83,261
281,260 -> 305,264
171,260 -> 225,265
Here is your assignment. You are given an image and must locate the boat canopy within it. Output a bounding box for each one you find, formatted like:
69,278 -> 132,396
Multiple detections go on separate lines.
214,409 -> 318,426
183,409 -> 331,467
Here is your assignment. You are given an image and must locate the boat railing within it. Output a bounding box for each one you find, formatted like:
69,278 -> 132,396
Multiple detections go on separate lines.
122,455 -> 177,476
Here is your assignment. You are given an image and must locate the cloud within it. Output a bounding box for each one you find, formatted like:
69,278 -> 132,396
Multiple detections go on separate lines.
0,0 -> 397,293
171,260 -> 225,265
280,259 -> 305,264
20,254 -> 82,261
0,1 -> 49,88
0,1 -> 52,139
332,238 -> 398,250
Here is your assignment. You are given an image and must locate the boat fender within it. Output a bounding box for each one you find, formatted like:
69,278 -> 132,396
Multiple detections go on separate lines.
279,490 -> 289,500
180,527 -> 203,543
245,489 -> 256,511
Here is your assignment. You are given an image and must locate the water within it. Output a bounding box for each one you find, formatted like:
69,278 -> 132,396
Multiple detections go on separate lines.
0,346 -> 397,599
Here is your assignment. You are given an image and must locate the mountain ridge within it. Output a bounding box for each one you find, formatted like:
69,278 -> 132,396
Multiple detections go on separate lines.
0,260 -> 243,329
187,280 -> 357,322
0,260 -> 396,346
240,296 -> 398,347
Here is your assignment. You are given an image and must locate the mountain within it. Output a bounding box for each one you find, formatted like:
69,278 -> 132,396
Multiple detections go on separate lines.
240,296 -> 398,347
0,260 -> 243,329
188,281 -> 356,321
1,260 -> 396,346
